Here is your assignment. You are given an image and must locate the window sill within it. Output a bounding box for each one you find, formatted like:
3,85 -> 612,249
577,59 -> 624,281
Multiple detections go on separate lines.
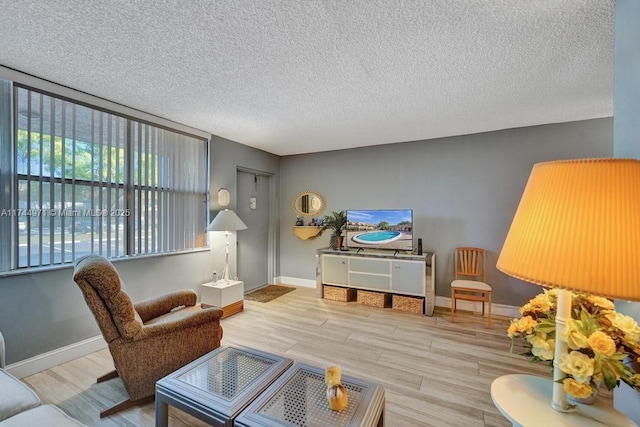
0,247 -> 211,278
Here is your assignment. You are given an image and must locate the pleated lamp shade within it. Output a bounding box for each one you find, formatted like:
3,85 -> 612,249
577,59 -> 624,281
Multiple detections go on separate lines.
497,158 -> 640,301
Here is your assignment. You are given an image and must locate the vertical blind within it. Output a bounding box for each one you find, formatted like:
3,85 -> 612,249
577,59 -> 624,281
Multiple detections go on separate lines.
11,85 -> 208,269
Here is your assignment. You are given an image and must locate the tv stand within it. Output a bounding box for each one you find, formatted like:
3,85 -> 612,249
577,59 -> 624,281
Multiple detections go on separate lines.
316,248 -> 436,315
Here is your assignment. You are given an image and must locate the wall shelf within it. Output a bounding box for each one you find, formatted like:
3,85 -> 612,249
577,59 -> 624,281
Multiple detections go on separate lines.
293,226 -> 323,240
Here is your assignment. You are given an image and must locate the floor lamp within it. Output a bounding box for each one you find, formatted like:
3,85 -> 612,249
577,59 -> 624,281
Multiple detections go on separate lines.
494,158 -> 640,425
207,209 -> 247,283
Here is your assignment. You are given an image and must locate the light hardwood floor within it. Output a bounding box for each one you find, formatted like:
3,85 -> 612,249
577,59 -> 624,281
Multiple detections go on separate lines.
23,286 -> 552,427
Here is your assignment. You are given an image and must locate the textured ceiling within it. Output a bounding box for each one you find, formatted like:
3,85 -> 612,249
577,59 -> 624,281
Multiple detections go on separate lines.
0,1 -> 614,155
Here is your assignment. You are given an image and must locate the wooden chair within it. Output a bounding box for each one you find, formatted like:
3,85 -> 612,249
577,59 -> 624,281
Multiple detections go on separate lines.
450,247 -> 492,328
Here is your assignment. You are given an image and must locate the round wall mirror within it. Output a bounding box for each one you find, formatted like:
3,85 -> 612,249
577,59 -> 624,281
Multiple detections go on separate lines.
292,191 -> 326,217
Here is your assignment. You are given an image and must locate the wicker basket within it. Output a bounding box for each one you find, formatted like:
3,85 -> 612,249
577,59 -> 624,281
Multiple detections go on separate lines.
357,290 -> 391,308
323,285 -> 357,302
392,295 -> 424,314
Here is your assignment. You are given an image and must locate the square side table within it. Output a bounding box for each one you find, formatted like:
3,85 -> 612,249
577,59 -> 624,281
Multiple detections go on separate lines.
235,362 -> 385,427
155,345 -> 293,427
202,280 -> 244,318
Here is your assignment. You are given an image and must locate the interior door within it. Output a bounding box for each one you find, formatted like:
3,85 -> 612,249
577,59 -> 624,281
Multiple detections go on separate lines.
237,170 -> 270,292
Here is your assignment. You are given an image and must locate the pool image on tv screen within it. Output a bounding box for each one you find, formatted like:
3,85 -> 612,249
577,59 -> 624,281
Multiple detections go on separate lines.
345,209 -> 413,252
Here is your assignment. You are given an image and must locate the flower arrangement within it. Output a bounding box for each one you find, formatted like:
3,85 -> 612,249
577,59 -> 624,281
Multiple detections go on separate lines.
508,288 -> 640,399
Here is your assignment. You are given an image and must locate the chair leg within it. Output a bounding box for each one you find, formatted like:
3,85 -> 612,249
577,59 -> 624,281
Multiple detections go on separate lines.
100,396 -> 154,418
487,294 -> 492,329
97,369 -> 119,383
450,289 -> 455,323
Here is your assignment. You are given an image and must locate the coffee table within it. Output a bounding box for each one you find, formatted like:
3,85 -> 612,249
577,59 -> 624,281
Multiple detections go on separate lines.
234,362 -> 385,427
155,345 -> 293,427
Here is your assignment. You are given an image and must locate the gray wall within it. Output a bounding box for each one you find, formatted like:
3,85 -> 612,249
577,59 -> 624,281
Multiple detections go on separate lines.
613,0 -> 640,421
209,135 -> 281,279
279,118 -> 613,307
614,0 -> 640,158
0,252 -> 213,364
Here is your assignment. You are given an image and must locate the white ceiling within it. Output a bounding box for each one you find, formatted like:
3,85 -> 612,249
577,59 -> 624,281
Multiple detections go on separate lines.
0,1 -> 614,156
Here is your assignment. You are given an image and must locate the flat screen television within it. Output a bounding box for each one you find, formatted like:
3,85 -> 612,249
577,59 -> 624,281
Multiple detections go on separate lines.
345,209 -> 413,252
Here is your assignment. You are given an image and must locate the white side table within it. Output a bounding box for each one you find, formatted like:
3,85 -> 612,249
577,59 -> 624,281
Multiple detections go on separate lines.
491,374 -> 636,427
201,280 -> 244,318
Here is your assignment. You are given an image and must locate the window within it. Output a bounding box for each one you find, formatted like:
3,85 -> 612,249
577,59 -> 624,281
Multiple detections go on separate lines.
2,84 -> 208,271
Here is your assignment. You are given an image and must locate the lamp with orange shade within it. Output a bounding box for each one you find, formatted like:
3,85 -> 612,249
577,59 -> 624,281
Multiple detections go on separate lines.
494,158 -> 640,425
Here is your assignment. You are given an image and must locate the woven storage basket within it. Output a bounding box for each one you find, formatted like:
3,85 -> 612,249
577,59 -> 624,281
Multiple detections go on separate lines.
323,285 -> 357,302
392,295 -> 424,314
357,290 -> 391,308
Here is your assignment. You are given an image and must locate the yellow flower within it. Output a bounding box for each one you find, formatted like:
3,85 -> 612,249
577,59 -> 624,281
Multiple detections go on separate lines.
563,378 -> 594,399
560,320 -> 589,350
606,312 -> 640,341
519,294 -> 552,316
507,316 -> 537,338
529,294 -> 552,313
507,322 -> 518,338
519,303 -> 533,315
559,351 -> 594,383
588,331 -> 617,356
586,295 -> 615,311
527,334 -> 555,360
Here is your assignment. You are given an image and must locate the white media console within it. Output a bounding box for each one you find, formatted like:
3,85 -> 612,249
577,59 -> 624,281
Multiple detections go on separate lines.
316,248 -> 436,315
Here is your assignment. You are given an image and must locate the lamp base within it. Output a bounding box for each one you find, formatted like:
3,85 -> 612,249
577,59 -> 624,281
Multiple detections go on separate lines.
551,400 -> 577,413
491,374 -> 634,427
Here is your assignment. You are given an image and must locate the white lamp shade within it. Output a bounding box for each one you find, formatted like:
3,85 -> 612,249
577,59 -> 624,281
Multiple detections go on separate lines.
207,209 -> 248,232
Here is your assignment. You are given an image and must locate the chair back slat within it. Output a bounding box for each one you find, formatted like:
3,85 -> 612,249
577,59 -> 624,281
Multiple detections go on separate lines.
454,247 -> 486,282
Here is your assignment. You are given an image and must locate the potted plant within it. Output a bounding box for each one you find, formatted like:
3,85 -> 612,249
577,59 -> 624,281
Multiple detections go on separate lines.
321,210 -> 347,250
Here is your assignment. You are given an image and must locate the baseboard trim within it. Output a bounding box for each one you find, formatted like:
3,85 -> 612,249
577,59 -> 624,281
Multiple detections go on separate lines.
7,335 -> 107,379
434,296 -> 520,318
276,276 -> 316,288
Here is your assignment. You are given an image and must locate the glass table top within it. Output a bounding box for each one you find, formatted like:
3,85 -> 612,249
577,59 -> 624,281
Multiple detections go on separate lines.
258,368 -> 364,427
176,347 -> 281,399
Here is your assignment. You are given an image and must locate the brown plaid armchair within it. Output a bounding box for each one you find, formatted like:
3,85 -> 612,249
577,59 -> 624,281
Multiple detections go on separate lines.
73,255 -> 223,417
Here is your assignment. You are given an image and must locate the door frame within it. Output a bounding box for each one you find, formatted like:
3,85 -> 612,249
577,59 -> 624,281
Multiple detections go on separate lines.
237,166 -> 276,286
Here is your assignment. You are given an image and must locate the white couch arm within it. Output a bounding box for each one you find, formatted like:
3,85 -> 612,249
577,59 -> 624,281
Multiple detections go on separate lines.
0,332 -> 5,369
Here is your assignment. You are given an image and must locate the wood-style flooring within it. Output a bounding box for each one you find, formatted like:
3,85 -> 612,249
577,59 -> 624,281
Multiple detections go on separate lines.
23,286 -> 552,426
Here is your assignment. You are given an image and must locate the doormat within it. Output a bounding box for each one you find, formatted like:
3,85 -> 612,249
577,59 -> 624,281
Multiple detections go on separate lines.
245,285 -> 296,303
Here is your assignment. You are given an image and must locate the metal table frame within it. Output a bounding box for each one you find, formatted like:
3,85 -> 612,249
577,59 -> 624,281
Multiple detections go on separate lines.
155,345 -> 293,427
235,362 -> 385,427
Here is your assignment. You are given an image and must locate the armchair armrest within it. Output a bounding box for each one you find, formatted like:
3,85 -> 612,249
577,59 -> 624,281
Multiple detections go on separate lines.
135,306 -> 223,340
134,290 -> 197,322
